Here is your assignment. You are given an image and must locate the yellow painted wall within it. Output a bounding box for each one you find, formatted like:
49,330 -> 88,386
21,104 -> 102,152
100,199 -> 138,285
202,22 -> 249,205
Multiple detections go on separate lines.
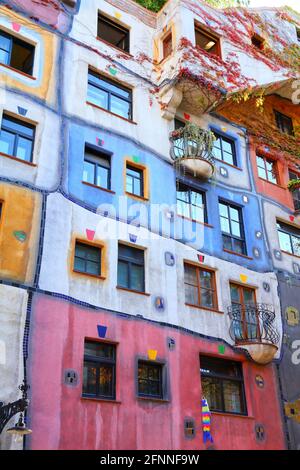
0,183 -> 41,284
0,7 -> 57,103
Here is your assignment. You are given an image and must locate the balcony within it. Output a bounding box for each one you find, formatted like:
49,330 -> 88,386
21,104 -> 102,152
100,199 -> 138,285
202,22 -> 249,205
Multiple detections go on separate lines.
169,124 -> 215,179
228,303 -> 280,364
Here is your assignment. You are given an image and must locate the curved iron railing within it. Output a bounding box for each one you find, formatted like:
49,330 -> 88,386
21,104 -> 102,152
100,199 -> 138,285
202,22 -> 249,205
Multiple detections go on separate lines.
169,123 -> 215,165
227,303 -> 280,346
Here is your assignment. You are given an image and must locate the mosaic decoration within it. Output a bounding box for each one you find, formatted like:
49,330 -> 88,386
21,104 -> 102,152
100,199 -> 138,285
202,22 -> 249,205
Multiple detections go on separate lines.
255,375 -> 264,388
253,247 -> 260,258
202,398 -> 213,444
274,250 -> 282,260
167,337 -> 175,350
13,230 -> 27,243
255,424 -> 265,442
197,254 -> 205,263
293,263 -> 300,275
12,22 -> 21,32
285,399 -> 300,424
97,325 -> 107,338
96,137 -> 104,146
255,231 -> 262,239
164,209 -> 174,220
17,107 -> 28,116
218,344 -> 225,354
183,113 -> 190,120
129,233 -> 137,243
64,369 -> 79,387
263,282 -> 270,292
165,252 -> 175,266
154,296 -> 165,311
148,349 -> 157,361
86,229 -> 95,241
289,215 -> 295,222
242,195 -> 249,203
221,127 -> 227,132
132,155 -> 140,163
114,11 -> 122,19
239,274 -> 248,283
108,66 -> 117,76
285,306 -> 300,327
219,167 -> 228,178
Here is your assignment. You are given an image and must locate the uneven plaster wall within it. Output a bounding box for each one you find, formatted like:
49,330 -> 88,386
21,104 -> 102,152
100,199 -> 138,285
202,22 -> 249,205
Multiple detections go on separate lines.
0,285 -> 28,450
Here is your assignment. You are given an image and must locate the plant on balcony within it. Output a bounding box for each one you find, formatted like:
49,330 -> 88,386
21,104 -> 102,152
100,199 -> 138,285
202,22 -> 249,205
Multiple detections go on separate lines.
170,123 -> 216,162
287,179 -> 300,192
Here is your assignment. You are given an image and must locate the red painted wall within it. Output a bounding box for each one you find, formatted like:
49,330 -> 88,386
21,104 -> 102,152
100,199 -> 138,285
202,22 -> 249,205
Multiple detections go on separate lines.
27,294 -> 286,450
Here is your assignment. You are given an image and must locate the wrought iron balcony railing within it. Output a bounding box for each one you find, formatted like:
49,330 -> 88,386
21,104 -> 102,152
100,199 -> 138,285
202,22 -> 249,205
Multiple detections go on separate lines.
228,303 -> 280,346
169,124 -> 215,178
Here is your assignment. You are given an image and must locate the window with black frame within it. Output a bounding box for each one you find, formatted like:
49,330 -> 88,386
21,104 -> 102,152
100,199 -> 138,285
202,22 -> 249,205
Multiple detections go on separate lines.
0,30 -> 34,75
277,220 -> 300,257
0,114 -> 35,162
83,146 -> 111,190
97,13 -> 129,53
219,201 -> 246,255
212,132 -> 237,166
138,361 -> 163,399
126,164 -> 144,197
83,340 -> 116,400
87,70 -> 132,120
289,170 -> 300,211
200,355 -> 247,415
274,110 -> 294,136
74,241 -> 102,276
176,182 -> 207,223
117,244 -> 145,292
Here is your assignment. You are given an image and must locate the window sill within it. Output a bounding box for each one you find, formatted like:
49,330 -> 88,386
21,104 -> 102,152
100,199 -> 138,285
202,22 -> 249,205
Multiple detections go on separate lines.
0,152 -> 37,167
223,249 -> 253,260
177,214 -> 213,228
0,62 -> 36,80
125,192 -> 149,202
281,250 -> 300,260
211,411 -> 254,419
82,181 -> 116,194
95,37 -> 133,58
137,396 -> 170,404
86,101 -> 137,125
215,158 -> 241,171
81,396 -> 121,404
258,177 -> 285,189
73,269 -> 106,280
116,286 -> 150,296
185,303 -> 223,314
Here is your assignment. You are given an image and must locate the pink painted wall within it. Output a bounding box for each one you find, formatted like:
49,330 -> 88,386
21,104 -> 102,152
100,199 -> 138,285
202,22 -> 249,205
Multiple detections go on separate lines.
27,294 -> 286,450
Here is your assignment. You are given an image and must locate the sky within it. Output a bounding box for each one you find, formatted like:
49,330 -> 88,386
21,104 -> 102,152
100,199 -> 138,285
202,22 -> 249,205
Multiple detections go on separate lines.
250,0 -> 300,12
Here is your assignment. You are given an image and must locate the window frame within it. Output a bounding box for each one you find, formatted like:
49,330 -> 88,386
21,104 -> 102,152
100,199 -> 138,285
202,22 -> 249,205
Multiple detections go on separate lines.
87,69 -> 133,121
219,200 -> 247,256
176,182 -> 207,223
256,153 -> 279,184
200,355 -> 247,416
97,12 -> 130,53
277,220 -> 300,257
162,31 -> 172,60
212,131 -> 237,167
117,243 -> 145,293
194,22 -> 221,57
125,160 -> 148,200
82,339 -> 117,400
184,263 -> 218,311
230,282 -> 259,341
137,359 -> 166,400
0,29 -> 35,76
73,239 -> 104,278
0,113 -> 35,163
274,110 -> 294,136
83,144 -> 112,191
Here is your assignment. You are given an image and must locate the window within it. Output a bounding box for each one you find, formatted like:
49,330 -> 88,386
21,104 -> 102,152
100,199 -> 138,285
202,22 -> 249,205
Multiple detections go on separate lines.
174,118 -> 185,130
177,183 -> 207,223
74,241 -> 102,276
0,30 -> 34,75
256,154 -> 278,184
83,340 -> 116,400
251,34 -> 265,50
162,32 -> 172,59
296,28 -> 300,43
0,114 -> 35,162
138,361 -> 163,399
277,220 -> 300,257
200,356 -> 247,415
212,132 -> 237,166
219,201 -> 246,255
83,146 -> 111,190
126,164 -> 144,197
195,24 -> 220,56
87,70 -> 132,120
289,170 -> 300,211
275,110 -> 294,136
97,13 -> 129,52
117,244 -> 145,292
184,264 -> 217,310
230,283 -> 258,341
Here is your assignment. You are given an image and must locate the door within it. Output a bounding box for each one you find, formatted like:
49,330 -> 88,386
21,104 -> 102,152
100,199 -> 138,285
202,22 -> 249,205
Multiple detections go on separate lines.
230,283 -> 259,341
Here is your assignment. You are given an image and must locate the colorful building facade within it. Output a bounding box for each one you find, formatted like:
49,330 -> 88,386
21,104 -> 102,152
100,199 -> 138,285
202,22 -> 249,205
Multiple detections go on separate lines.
0,0 -> 299,450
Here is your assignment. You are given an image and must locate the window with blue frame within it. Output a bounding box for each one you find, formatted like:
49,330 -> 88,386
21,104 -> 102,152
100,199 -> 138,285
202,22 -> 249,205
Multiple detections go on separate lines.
0,30 -> 34,75
176,182 -> 207,223
277,220 -> 300,257
212,132 -> 237,166
83,146 -> 111,190
117,244 -> 145,292
0,114 -> 35,162
219,201 -> 247,255
87,70 -> 132,120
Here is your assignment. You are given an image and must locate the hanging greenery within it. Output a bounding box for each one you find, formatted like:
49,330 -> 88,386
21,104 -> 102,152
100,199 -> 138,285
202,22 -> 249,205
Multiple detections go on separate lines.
287,179 -> 300,192
134,0 -> 249,13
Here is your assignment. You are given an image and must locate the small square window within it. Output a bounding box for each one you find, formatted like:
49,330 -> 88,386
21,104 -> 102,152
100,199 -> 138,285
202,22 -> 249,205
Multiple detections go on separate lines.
0,113 -> 35,162
0,30 -> 34,75
83,340 -> 116,400
126,163 -> 144,198
97,13 -> 129,53
251,34 -> 265,50
74,241 -> 102,276
162,32 -> 172,59
274,110 -> 294,136
195,24 -> 220,56
138,360 -> 163,399
83,145 -> 111,190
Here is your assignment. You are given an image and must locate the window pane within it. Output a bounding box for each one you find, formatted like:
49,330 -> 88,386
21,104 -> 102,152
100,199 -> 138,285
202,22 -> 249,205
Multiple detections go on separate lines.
230,285 -> 240,303
0,48 -> 9,65
110,95 -> 130,119
74,257 -> 85,272
222,234 -> 233,251
83,363 -> 97,395
2,116 -> 34,137
219,203 -> 228,217
257,165 -> 266,179
184,265 -> 197,285
98,365 -> 113,397
244,289 -> 255,304
222,140 -> 233,154
126,174 -> 133,194
278,230 -> 292,253
202,377 -> 222,411
231,221 -> 241,238
223,380 -> 243,413
292,235 -> 300,256
185,284 -> 198,305
83,160 -> 95,185
16,136 -> 32,161
0,33 -> 11,52
229,207 -> 239,222
212,146 -> 222,160
85,342 -> 115,359
11,39 -> 34,75
86,260 -> 100,275
200,288 -> 214,308
199,270 -> 212,288
177,199 -> 190,218
232,238 -> 245,255
96,166 -> 109,189
223,151 -> 234,165
87,83 -> 108,109
0,129 -> 15,155
118,260 -> 129,287
130,263 -> 144,292
98,15 -> 129,52
220,216 -> 230,233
